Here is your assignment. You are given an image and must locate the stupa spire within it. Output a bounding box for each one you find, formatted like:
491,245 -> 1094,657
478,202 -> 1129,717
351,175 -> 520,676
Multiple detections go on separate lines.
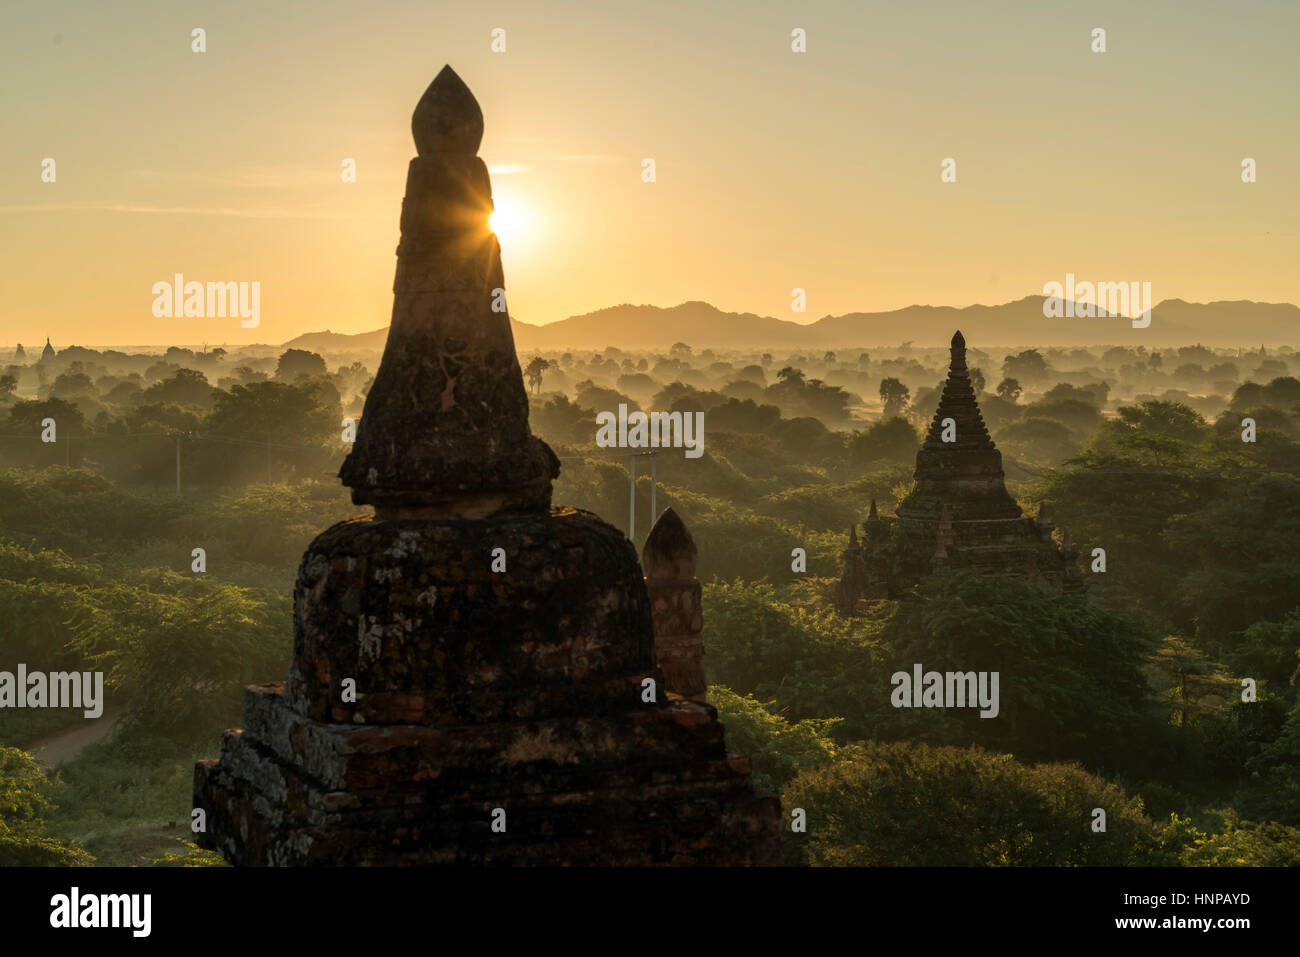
898,330 -> 1021,524
922,329 -> 992,450
339,65 -> 558,517
194,67 -> 782,867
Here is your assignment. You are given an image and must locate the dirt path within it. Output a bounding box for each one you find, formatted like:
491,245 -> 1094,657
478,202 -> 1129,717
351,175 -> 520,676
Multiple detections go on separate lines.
24,707 -> 122,768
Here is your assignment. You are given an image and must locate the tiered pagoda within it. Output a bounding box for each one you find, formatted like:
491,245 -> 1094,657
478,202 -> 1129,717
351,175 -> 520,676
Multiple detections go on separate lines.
837,331 -> 1083,613
193,66 -> 781,866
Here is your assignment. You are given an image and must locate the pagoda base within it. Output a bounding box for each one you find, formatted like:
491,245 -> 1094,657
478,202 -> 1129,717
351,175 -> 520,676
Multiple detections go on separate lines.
194,684 -> 783,866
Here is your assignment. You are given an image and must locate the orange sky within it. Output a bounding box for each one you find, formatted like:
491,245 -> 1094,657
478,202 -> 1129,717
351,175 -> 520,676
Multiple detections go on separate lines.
2,0 -> 1297,347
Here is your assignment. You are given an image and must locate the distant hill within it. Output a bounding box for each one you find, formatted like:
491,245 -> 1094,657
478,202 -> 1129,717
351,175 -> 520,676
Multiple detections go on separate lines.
284,317 -> 541,355
282,327 -> 390,353
283,297 -> 1300,353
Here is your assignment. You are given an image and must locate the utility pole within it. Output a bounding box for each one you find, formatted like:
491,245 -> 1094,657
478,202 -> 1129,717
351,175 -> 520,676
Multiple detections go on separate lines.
628,450 -> 660,545
628,452 -> 636,542
650,449 -> 657,527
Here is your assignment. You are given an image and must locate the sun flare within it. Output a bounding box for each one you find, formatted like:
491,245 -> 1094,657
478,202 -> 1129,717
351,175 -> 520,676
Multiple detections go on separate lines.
489,202 -> 531,246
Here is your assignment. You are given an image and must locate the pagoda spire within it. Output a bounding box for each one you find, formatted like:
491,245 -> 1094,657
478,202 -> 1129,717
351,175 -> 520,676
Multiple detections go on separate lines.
899,330 -> 1021,523
338,65 -> 558,517
922,330 -> 994,450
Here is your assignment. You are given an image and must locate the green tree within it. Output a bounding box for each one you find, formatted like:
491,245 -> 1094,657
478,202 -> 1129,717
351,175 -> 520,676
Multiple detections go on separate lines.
1165,475 -> 1300,645
878,377 -> 909,416
275,348 -> 328,382
205,381 -> 338,446
776,366 -> 805,387
878,572 -> 1157,769
1243,706 -> 1300,825
0,747 -> 95,866
1002,349 -> 1049,384
524,356 -> 551,394
708,686 -> 840,795
849,416 -> 918,466
140,368 -> 216,409
69,580 -> 291,742
1150,636 -> 1238,732
784,741 -> 1159,866
5,396 -> 86,435
530,393 -> 596,446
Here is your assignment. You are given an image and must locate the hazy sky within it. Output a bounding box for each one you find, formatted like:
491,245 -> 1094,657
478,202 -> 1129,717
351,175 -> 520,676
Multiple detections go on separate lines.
1,0 -> 1296,346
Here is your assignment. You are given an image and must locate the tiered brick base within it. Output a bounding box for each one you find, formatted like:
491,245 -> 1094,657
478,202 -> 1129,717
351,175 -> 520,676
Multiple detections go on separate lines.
195,684 -> 780,865
194,506 -> 783,865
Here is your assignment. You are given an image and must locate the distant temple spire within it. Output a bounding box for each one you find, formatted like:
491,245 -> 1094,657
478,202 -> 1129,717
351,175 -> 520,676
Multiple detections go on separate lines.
921,330 -> 995,450
839,331 -> 1083,607
41,338 -> 55,361
338,65 -> 558,517
900,329 -> 1020,523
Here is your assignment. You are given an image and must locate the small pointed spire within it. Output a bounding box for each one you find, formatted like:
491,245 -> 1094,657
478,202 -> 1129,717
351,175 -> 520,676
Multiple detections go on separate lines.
867,499 -> 879,522
848,525 -> 858,545
950,330 -> 967,370
643,508 -> 698,580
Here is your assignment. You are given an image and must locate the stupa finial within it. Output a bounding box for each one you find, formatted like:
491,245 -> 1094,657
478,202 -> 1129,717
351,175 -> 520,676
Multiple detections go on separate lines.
643,508 -> 698,580
412,65 -> 484,156
950,330 -> 967,370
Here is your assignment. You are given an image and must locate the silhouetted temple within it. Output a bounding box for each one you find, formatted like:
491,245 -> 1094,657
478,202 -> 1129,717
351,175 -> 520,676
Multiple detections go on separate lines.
194,66 -> 781,866
837,331 -> 1082,613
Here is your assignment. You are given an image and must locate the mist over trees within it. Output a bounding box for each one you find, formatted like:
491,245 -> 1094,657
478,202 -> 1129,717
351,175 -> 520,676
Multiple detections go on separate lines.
2,334 -> 1299,865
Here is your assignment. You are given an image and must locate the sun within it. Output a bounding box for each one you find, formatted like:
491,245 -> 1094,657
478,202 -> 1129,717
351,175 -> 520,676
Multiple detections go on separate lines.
489,202 -> 531,246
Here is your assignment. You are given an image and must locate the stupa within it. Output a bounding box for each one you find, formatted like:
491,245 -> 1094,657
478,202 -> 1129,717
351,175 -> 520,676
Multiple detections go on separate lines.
193,66 -> 782,866
836,331 -> 1083,613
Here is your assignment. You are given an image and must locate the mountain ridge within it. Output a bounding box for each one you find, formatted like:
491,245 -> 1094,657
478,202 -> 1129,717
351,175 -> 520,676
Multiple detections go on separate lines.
281,296 -> 1300,353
